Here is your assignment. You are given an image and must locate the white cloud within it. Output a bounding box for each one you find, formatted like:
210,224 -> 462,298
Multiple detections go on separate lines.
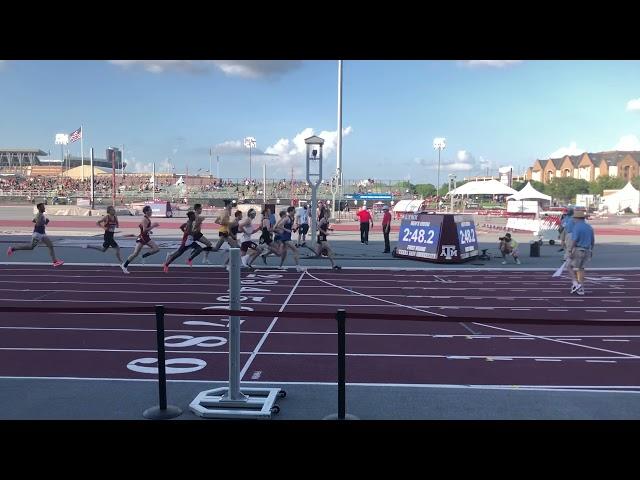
130,158 -> 173,173
459,60 -> 523,68
414,149 -> 490,172
626,98 -> 640,111
263,126 -> 354,175
614,134 -> 640,151
548,141 -> 586,159
213,140 -> 244,155
108,60 -> 302,78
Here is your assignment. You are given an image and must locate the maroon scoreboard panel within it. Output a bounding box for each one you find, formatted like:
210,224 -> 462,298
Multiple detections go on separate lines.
392,213 -> 479,264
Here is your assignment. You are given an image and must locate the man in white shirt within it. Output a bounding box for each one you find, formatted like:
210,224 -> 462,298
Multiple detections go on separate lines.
295,205 -> 310,247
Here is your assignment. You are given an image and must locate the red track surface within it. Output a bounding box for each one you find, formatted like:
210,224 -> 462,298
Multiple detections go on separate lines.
1,265 -> 640,389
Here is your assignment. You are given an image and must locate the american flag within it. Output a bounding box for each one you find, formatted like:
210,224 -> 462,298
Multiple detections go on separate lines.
68,127 -> 82,143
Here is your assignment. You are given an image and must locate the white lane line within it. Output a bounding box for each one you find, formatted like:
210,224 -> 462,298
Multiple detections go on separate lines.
471,322 -> 639,359
625,311 -> 640,314
535,359 -> 562,362
304,271 -> 447,318
586,360 -> 617,364
557,339 -> 583,342
586,310 -> 608,313
602,339 -> 630,342
459,323 -> 480,335
509,337 -> 535,340
239,272 -> 305,381
548,309 -> 569,312
512,308 -> 531,311
447,356 -> 470,360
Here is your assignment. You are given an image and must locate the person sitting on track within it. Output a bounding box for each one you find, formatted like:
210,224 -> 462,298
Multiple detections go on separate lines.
187,203 -> 214,265
84,205 -> 126,271
122,205 -> 160,272
7,202 -> 64,267
315,208 -> 341,270
499,232 -> 521,265
279,206 -> 304,272
162,211 -> 202,273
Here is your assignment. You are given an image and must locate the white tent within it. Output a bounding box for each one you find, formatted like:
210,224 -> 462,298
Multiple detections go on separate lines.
393,199 -> 425,213
447,179 -> 518,196
506,182 -> 551,202
601,182 -> 640,214
175,176 -> 185,186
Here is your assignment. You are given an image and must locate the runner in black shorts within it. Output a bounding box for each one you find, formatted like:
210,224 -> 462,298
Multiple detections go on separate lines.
188,203 -> 214,265
315,208 -> 341,270
162,211 -> 202,273
258,207 -> 281,264
222,210 -> 243,269
84,206 -> 126,270
239,208 -> 262,269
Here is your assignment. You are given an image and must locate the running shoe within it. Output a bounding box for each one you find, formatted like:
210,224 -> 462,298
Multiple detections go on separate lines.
52,259 -> 64,267
501,261 -> 507,265
296,265 -> 306,272
333,265 -> 342,270
570,283 -> 580,294
120,264 -> 130,274
226,265 -> 230,272
163,264 -> 169,273
165,252 -> 170,264
6,247 -> 13,257
576,286 -> 585,296
187,259 -> 193,267
515,259 -> 521,265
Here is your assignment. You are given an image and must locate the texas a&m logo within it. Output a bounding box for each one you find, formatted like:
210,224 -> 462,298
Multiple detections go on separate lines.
440,245 -> 457,260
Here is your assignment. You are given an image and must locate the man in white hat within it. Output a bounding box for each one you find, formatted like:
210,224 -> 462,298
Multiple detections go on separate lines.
567,209 -> 594,296
382,204 -> 392,253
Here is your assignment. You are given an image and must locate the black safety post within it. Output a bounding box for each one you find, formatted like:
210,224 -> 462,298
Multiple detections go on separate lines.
143,305 -> 182,420
323,309 -> 358,420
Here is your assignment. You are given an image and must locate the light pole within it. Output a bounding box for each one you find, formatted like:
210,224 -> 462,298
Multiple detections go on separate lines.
305,136 -> 324,241
55,133 -> 69,175
448,173 -> 457,212
336,60 -> 343,220
244,136 -> 256,180
433,137 -> 446,204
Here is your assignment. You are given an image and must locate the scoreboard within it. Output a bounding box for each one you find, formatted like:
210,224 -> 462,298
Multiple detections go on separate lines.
393,213 -> 479,263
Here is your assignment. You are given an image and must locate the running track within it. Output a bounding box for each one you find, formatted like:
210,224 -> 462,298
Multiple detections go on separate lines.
1,264 -> 640,391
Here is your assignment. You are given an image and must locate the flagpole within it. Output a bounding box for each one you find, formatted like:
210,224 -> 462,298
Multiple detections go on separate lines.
217,155 -> 220,179
81,125 -> 85,181
90,148 -> 95,210
209,148 -> 212,179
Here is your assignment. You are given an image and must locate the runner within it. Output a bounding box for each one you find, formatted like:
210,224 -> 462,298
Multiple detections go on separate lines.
188,199 -> 234,264
295,204 -> 310,247
279,206 -> 304,272
315,208 -> 341,270
188,203 -> 214,265
567,209 -> 594,296
84,205 -> 126,270
162,211 -> 202,273
239,208 -> 262,269
7,202 -> 64,267
222,210 -> 243,269
122,205 -> 160,272
258,207 -> 282,265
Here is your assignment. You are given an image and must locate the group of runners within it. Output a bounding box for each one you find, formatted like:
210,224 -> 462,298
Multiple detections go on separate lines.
6,200 -> 341,273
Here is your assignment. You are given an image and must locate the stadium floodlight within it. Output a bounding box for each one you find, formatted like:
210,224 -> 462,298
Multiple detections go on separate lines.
244,136 -> 257,180
433,137 -> 447,202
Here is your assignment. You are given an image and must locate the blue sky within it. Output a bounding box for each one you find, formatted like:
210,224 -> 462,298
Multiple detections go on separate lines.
1,60 -> 639,184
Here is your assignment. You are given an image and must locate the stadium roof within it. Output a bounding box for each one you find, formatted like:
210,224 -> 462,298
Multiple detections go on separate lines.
0,148 -> 48,155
